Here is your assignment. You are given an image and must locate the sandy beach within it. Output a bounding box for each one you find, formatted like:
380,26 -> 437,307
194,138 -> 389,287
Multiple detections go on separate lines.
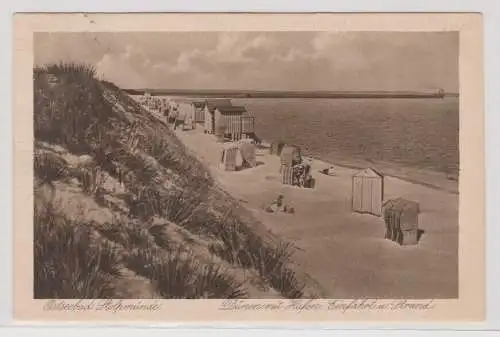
171,121 -> 459,299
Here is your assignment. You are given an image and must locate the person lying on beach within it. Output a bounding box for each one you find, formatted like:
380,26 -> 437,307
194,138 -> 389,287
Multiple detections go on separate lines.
320,166 -> 336,176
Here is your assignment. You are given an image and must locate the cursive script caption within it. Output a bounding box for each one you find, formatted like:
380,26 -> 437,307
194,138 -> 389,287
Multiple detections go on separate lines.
43,299 -> 162,313
219,299 -> 436,313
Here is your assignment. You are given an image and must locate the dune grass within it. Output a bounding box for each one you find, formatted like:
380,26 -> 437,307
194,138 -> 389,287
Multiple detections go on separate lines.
34,62 -> 116,155
127,247 -> 247,299
33,62 -> 313,299
34,201 -> 122,299
208,211 -> 306,298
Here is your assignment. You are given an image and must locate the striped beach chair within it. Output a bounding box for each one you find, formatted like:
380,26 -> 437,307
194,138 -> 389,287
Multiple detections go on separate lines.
219,143 -> 239,171
281,165 -> 295,185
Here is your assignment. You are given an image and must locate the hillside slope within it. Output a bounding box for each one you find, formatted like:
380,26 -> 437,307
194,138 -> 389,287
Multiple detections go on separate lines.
33,63 -> 324,299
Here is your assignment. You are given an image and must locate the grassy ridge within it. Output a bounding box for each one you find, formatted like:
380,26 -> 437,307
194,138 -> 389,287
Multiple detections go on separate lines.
33,63 -> 319,299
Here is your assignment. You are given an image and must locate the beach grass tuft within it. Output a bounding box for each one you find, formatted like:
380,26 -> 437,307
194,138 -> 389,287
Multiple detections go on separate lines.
34,201 -> 122,299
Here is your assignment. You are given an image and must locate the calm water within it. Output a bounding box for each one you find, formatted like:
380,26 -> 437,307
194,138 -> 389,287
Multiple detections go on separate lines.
234,97 -> 459,175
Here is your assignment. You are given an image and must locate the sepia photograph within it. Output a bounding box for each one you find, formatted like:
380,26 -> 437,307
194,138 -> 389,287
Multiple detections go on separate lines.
32,30 -> 459,300
12,13 -> 485,322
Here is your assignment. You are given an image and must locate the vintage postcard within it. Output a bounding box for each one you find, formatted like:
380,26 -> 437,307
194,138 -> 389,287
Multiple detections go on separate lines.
13,13 -> 484,323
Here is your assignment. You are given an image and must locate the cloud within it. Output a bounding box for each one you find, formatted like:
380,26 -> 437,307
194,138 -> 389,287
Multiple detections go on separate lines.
270,48 -> 308,63
202,33 -> 274,65
34,31 -> 459,92
145,33 -> 277,88
170,49 -> 203,73
95,45 -> 150,87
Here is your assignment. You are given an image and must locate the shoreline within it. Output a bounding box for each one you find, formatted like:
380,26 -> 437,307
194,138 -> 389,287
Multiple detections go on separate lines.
258,141 -> 459,195
136,96 -> 458,195
133,93 -> 458,195
173,122 -> 459,298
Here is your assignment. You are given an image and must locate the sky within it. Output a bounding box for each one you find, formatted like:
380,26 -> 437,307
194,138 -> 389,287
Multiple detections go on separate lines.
34,31 -> 459,92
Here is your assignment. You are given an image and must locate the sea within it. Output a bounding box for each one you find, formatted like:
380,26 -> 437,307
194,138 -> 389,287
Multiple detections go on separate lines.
233,97 -> 459,177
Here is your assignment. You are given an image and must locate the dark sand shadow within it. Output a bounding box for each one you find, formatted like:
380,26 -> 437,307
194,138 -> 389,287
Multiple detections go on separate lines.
236,161 -> 265,171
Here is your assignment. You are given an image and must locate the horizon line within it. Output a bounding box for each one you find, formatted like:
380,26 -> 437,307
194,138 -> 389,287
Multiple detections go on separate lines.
121,88 -> 458,98
123,88 -> 457,93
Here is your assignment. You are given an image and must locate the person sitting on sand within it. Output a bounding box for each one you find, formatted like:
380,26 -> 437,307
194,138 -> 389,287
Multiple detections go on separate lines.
327,166 -> 336,176
265,194 -> 285,213
276,194 -> 285,210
